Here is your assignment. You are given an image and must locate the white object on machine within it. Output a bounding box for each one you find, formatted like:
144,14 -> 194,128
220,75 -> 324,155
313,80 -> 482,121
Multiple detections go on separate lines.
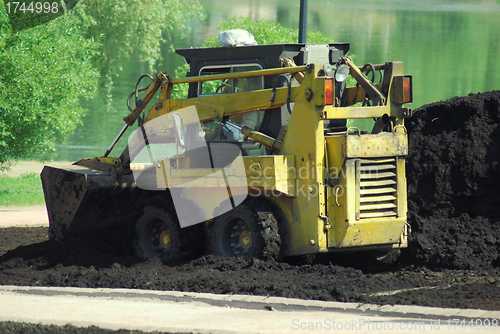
218,29 -> 258,47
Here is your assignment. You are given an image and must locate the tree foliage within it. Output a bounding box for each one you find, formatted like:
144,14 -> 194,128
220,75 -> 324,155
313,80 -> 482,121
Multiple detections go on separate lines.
0,1 -> 98,167
0,0 -> 205,167
205,17 -> 333,47
82,0 -> 205,103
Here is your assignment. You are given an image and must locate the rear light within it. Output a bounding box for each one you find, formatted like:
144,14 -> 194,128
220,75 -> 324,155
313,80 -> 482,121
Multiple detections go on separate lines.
403,76 -> 413,103
393,75 -> 413,105
325,78 -> 334,105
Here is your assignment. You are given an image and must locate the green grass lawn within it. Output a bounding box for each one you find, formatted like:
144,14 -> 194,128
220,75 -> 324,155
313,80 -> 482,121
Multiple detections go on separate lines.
0,173 -> 45,206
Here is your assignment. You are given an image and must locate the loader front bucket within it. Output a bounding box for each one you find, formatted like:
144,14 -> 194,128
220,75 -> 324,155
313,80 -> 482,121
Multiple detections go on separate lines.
41,164 -> 140,240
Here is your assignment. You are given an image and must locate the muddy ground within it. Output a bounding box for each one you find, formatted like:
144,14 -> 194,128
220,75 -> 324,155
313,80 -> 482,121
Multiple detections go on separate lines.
1,225 -> 500,311
1,91 -> 500,333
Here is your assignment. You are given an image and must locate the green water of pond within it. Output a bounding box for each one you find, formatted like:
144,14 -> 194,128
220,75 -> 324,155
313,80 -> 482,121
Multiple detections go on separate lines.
54,0 -> 500,161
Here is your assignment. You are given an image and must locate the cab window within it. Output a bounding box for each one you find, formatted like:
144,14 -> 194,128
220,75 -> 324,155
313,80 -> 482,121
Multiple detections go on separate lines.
198,64 -> 265,142
198,64 -> 263,95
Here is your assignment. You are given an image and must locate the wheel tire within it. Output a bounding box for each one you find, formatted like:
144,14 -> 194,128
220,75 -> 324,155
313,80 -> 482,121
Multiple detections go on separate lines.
134,203 -> 182,264
209,200 -> 281,261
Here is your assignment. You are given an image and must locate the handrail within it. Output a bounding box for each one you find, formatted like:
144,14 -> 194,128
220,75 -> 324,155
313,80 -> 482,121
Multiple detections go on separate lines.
169,66 -> 307,85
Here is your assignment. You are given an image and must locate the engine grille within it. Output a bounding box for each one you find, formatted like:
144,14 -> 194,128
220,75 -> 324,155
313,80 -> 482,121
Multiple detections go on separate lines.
357,158 -> 398,219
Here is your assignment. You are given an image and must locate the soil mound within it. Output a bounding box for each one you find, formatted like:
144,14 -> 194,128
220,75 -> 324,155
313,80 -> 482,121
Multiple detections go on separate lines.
406,90 -> 500,269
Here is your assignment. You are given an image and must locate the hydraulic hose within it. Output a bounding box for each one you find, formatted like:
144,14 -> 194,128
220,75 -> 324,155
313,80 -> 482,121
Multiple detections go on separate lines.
361,63 -> 376,83
271,73 -> 293,114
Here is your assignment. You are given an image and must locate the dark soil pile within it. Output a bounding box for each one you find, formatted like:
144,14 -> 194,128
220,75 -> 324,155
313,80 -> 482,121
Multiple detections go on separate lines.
406,90 -> 500,269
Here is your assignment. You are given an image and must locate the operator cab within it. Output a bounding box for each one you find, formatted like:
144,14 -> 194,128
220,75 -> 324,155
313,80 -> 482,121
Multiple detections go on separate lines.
176,42 -> 350,156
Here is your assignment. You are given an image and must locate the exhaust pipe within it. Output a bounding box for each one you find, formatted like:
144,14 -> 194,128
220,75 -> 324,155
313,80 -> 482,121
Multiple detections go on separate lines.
299,0 -> 308,43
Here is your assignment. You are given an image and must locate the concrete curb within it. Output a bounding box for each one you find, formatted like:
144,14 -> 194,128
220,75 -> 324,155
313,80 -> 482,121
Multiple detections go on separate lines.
1,285 -> 498,321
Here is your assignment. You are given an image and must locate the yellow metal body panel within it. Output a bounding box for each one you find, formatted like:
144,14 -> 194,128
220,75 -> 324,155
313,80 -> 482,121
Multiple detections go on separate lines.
338,216 -> 407,247
325,131 -> 408,249
245,155 -> 296,196
153,155 -> 297,227
155,155 -> 296,195
325,131 -> 408,171
344,132 -> 408,157
277,70 -> 328,255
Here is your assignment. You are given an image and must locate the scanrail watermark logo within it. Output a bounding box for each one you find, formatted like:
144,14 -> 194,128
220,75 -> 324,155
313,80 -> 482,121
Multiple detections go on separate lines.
129,106 -> 248,228
291,318 -> 499,331
246,159 -> 387,201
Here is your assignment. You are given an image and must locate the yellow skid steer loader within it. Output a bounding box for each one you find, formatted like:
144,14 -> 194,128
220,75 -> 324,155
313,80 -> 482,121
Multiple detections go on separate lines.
41,41 -> 412,263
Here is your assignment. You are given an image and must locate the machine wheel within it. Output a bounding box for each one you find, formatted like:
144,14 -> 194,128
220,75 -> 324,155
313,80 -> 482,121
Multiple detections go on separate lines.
209,200 -> 281,261
134,203 -> 182,263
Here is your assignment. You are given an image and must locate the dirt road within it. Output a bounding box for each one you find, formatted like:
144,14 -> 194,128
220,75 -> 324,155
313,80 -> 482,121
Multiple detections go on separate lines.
0,206 -> 49,228
0,160 -> 70,178
0,160 -> 67,228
